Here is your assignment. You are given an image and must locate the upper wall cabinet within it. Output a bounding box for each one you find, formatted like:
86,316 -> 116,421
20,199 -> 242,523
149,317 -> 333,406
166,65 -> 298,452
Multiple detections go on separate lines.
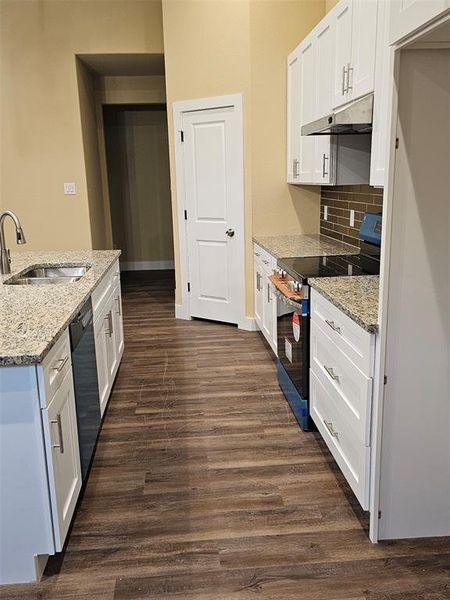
332,0 -> 378,108
389,0 -> 450,44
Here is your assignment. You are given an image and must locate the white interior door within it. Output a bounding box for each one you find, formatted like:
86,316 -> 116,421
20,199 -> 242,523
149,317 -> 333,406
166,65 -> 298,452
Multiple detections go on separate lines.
181,103 -> 244,325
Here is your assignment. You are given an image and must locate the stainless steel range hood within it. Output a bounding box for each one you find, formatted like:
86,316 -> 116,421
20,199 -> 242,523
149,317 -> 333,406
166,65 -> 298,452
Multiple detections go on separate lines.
301,94 -> 373,136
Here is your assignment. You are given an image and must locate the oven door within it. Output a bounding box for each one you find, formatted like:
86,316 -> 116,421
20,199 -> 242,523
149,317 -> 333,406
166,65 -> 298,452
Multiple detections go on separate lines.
276,289 -> 310,401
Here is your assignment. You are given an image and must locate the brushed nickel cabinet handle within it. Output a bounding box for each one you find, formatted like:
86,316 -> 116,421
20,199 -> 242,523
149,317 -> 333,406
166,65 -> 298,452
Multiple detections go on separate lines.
256,272 -> 261,292
324,419 -> 339,440
293,158 -> 300,178
324,365 -> 340,383
322,154 -> 329,178
51,414 -> 64,454
342,65 -> 347,95
115,295 -> 121,316
346,63 -> 353,92
325,319 -> 341,335
104,311 -> 113,337
52,355 -> 69,372
267,283 -> 271,304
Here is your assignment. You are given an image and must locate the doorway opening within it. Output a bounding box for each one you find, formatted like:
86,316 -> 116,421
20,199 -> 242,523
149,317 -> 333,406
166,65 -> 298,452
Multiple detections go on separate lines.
76,53 -> 175,293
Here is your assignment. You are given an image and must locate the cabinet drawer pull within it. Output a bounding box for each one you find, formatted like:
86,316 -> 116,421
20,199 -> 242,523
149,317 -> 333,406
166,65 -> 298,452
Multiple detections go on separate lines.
324,419 -> 339,440
324,365 -> 340,383
293,158 -> 300,178
322,153 -> 329,178
115,295 -> 121,316
267,282 -> 271,304
52,355 -> 69,372
325,319 -> 341,334
254,252 -> 260,257
51,414 -> 64,453
256,272 -> 261,292
262,259 -> 269,265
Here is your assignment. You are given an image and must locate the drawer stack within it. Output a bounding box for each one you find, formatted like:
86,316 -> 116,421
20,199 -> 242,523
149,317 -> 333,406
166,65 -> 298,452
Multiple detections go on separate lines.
310,289 -> 376,510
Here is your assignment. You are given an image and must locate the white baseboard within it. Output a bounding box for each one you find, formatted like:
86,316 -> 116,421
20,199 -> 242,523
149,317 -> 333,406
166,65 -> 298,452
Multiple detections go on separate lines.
175,303 -> 191,321
120,260 -> 175,271
238,316 -> 259,331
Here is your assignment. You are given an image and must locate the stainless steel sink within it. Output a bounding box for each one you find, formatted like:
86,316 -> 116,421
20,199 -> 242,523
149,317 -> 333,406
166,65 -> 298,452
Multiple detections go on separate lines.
4,264 -> 90,285
21,265 -> 89,278
7,276 -> 82,285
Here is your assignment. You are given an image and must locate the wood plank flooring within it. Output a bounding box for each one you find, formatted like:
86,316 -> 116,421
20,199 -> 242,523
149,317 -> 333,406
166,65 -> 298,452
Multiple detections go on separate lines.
2,271 -> 450,599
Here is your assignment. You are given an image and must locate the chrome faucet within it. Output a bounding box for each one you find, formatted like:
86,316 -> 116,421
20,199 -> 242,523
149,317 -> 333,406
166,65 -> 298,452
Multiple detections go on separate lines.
0,210 -> 27,275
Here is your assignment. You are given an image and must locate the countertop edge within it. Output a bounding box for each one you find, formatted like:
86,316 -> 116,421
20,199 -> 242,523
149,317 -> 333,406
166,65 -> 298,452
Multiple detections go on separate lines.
0,251 -> 121,367
308,279 -> 379,334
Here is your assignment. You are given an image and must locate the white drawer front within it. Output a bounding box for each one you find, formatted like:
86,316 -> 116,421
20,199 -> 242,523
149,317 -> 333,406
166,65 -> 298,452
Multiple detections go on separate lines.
91,259 -> 120,315
311,320 -> 372,446
311,288 -> 375,377
310,369 -> 370,510
40,329 -> 72,407
253,243 -> 276,271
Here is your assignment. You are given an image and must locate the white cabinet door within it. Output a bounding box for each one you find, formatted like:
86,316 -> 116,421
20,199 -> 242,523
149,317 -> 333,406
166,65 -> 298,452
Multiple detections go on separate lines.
112,284 -> 124,363
43,369 -> 82,551
370,0 -> 393,187
104,299 -> 117,385
332,1 -> 353,108
94,306 -> 111,417
389,0 -> 450,44
287,48 -> 301,183
262,276 -> 274,346
298,39 -> 316,183
254,258 -> 264,329
350,0 -> 378,101
314,137 -> 334,185
315,15 -> 335,119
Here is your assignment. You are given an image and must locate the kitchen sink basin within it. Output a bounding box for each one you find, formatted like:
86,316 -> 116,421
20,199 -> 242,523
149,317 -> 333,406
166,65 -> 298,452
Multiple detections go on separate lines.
6,276 -> 83,285
4,264 -> 90,285
21,265 -> 90,278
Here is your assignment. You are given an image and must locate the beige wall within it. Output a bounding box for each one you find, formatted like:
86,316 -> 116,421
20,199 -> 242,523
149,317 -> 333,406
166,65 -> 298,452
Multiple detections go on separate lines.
104,108 -> 173,265
0,0 -> 163,250
96,76 -> 167,105
162,0 -> 325,312
326,0 -> 339,12
77,60 -> 109,250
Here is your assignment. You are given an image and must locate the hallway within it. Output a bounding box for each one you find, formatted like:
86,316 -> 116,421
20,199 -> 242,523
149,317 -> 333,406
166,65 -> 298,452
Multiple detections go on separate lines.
3,272 -> 450,600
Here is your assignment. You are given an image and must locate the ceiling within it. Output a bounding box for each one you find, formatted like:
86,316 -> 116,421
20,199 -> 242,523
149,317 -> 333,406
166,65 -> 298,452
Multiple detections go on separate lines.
77,53 -> 165,76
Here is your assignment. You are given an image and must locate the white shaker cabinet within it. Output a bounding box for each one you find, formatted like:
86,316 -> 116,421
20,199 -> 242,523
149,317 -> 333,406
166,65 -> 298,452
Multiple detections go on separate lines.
253,244 -> 277,355
298,39 -> 316,183
42,367 -> 82,551
332,0 -> 378,109
287,49 -> 301,184
389,0 -> 450,44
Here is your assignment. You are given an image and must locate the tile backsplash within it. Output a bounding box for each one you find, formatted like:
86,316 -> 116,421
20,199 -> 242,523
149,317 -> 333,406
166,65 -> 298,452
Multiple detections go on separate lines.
320,185 -> 383,249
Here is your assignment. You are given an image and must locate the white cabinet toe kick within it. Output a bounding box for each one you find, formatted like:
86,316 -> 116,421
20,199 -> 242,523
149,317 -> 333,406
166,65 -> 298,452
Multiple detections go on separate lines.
0,259 -> 124,585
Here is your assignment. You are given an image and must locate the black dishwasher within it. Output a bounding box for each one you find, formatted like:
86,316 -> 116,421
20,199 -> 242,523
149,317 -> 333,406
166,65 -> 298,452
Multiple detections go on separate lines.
69,298 -> 101,481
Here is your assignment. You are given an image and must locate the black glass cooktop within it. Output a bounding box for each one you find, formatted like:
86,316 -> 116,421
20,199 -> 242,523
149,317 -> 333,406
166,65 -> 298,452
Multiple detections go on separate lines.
277,253 -> 380,282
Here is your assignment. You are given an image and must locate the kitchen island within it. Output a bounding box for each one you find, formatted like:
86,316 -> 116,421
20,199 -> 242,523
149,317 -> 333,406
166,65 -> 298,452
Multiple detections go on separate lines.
0,250 -> 123,585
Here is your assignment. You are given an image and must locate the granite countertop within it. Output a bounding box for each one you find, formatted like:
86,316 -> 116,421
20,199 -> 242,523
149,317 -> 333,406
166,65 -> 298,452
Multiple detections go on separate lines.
0,250 -> 121,366
253,233 -> 359,259
308,275 -> 379,333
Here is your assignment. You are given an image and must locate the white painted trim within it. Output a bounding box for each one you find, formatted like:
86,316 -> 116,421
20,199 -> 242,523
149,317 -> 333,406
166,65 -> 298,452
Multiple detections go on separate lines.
238,316 -> 259,332
119,260 -> 174,271
175,303 -> 191,321
172,93 -> 246,326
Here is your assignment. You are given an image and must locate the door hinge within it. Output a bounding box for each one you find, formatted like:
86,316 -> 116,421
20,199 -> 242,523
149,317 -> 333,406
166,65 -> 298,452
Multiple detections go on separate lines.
184,209 -> 188,221
180,130 -> 184,142
187,282 -> 190,292
395,137 -> 399,149
384,375 -> 387,385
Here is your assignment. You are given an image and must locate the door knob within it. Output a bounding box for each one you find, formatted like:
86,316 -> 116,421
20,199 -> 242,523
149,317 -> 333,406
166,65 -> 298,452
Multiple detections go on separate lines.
226,229 -> 235,237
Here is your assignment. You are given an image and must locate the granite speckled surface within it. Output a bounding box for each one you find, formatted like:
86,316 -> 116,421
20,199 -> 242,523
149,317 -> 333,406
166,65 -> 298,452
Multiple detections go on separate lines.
0,250 -> 121,366
253,233 -> 359,259
308,275 -> 379,333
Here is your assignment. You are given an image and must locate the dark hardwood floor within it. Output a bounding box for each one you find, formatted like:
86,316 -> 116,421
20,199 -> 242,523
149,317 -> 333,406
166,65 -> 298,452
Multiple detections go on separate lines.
2,271 -> 450,599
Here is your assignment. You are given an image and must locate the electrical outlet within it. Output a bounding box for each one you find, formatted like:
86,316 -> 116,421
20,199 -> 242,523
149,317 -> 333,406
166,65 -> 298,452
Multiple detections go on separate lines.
350,209 -> 355,227
64,182 -> 76,195
324,205 -> 328,221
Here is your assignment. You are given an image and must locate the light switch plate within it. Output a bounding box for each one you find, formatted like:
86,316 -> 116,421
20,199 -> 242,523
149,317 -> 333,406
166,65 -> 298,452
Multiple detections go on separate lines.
324,205 -> 328,221
64,182 -> 76,195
